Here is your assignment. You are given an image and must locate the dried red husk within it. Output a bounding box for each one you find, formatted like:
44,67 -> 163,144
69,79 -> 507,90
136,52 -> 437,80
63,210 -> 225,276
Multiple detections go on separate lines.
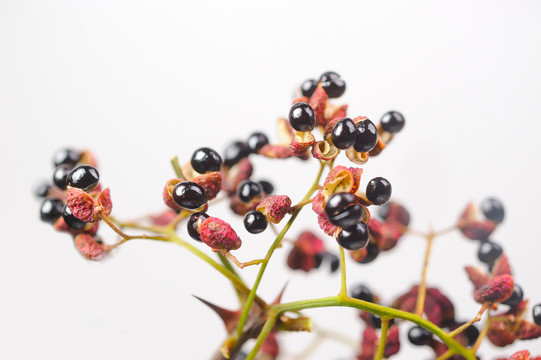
465,266 -> 490,289
261,332 -> 279,359
309,85 -> 328,127
256,195 -> 292,224
192,172 -> 222,200
474,274 -> 514,304
74,233 -> 108,261
162,178 -> 183,212
221,158 -> 253,195
286,231 -> 325,272
290,131 -> 315,156
66,187 -> 99,222
199,217 -> 241,251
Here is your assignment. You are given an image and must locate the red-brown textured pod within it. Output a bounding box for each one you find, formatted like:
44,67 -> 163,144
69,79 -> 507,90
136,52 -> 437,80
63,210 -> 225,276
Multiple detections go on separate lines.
192,172 -> 222,201
474,274 -> 514,304
286,231 -> 325,272
199,217 -> 241,251
309,85 -> 328,127
74,233 -> 108,261
162,178 -> 184,212
311,140 -> 339,161
221,158 -> 253,195
256,195 -> 292,224
290,131 -> 315,156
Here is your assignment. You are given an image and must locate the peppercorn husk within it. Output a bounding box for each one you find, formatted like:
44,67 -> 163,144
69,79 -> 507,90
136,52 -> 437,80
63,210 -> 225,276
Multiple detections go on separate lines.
162,178 -> 184,212
74,233 -> 108,260
474,274 -> 514,304
290,131 -> 315,156
311,140 -> 339,161
192,172 -> 222,201
256,195 -> 292,224
200,217 -> 241,251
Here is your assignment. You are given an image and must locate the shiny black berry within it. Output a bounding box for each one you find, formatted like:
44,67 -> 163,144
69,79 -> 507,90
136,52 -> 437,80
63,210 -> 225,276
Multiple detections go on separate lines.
243,210 -> 268,234
300,78 -> 318,97
533,304 -> 541,325
187,212 -> 209,241
237,180 -> 263,203
366,177 -> 392,205
408,326 -> 433,346
53,148 -> 81,167
223,141 -> 251,168
462,323 -> 480,346
350,284 -> 374,303
353,119 -> 378,153
191,147 -> 222,174
34,182 -> 51,198
319,71 -> 346,98
62,204 -> 86,229
329,204 -> 365,228
481,197 -> 505,224
172,181 -> 208,210
247,132 -> 269,153
325,253 -> 340,273
259,180 -> 274,195
336,222 -> 369,251
369,315 -> 395,329
331,118 -> 356,150
380,111 -> 405,133
501,284 -> 523,306
40,198 -> 64,224
324,192 -> 356,218
52,165 -> 72,190
288,102 -> 315,132
477,241 -> 503,266
357,242 -> 380,264
67,165 -> 100,191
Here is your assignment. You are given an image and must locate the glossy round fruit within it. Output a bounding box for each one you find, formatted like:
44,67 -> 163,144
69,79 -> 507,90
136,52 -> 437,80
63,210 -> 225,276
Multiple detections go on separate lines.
369,315 -> 395,329
462,323 -> 480,346
324,192 -> 356,217
288,102 -> 315,132
52,165 -> 72,190
353,119 -> 378,153
319,71 -> 346,98
237,180 -> 262,203
40,198 -> 65,224
259,180 -> 274,195
34,182 -> 51,198
243,210 -> 268,234
477,241 -> 503,266
62,204 -> 86,229
350,284 -> 374,303
501,284 -> 523,306
481,197 -> 505,224
172,181 -> 208,209
191,147 -> 222,174
408,326 -> 433,346
366,177 -> 392,205
300,79 -> 318,97
67,165 -> 100,191
336,222 -> 369,251
358,242 -> 379,264
187,212 -> 209,241
533,304 -> 541,326
53,148 -> 81,167
247,132 -> 269,153
223,141 -> 250,167
329,204 -> 365,228
326,253 -> 340,273
380,111 -> 405,133
331,118 -> 356,150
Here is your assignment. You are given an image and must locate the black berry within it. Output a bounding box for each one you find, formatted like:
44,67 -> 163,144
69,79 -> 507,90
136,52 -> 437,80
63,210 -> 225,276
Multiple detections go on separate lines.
501,284 -> 523,306
67,165 -> 100,191
243,210 -> 268,234
533,304 -> 541,326
53,148 -> 81,167
481,197 -> 505,224
324,192 -> 356,218
380,111 -> 405,133
259,180 -> 274,195
329,204 -> 365,228
223,141 -> 250,167
368,314 -> 395,329
366,177 -> 392,205
187,212 -> 209,241
40,198 -> 64,224
408,326 -> 433,346
477,241 -> 503,266
325,253 -> 340,273
336,222 -> 369,251
237,180 -> 262,203
331,118 -> 356,150
288,102 -> 315,132
353,119 -> 378,153
314,252 -> 324,269
52,165 -> 72,190
357,242 -> 380,264
247,132 -> 269,153
191,147 -> 222,174
350,284 -> 374,303
300,78 -> 318,97
462,323 -> 480,346
62,204 -> 86,229
320,71 -> 346,98
172,181 -> 208,210
34,182 -> 51,198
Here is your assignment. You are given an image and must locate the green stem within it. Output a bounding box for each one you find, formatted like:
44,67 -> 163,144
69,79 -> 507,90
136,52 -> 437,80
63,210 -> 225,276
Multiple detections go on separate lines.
246,314 -> 277,360
170,156 -> 186,180
218,253 -> 245,304
375,318 -> 389,360
272,296 -> 474,360
338,246 -> 347,297
234,161 -> 327,340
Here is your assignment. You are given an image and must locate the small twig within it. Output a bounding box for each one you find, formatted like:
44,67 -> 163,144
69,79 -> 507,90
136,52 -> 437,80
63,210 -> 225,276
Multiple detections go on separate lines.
222,251 -> 264,269
374,318 -> 390,360
100,213 -> 169,242
170,156 -> 186,180
471,313 -> 491,353
415,226 -> 435,316
447,302 -> 489,338
338,246 -> 347,298
167,210 -> 190,229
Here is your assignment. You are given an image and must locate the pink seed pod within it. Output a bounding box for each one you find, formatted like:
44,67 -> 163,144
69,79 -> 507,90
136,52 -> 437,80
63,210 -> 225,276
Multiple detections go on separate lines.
152,210 -> 178,226
367,137 -> 387,157
287,231 -> 325,272
199,217 -> 241,251
345,147 -> 370,165
309,85 -> 328,127
192,172 -> 222,201
74,233 -> 108,261
323,104 -> 348,134
465,266 -> 490,289
323,165 -> 363,194
474,274 -> 514,304
96,188 -> 112,217
66,187 -> 107,223
311,190 -> 326,216
491,254 -> 512,277
162,178 -> 184,212
290,131 -> 315,156
256,195 -> 292,224
386,202 -> 411,228
311,140 -> 339,161
317,214 -> 339,237
357,326 -> 378,360
517,320 -> 541,340
509,350 -> 531,360
488,319 -> 516,347
221,157 -> 253,195
460,221 -> 496,241
258,144 -> 304,159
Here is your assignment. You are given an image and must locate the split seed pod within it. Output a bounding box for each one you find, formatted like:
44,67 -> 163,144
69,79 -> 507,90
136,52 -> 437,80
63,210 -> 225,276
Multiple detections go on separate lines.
290,131 -> 315,156
256,195 -> 292,224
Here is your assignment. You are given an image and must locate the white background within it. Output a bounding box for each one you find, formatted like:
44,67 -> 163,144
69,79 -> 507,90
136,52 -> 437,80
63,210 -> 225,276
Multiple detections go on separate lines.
1,0 -> 540,359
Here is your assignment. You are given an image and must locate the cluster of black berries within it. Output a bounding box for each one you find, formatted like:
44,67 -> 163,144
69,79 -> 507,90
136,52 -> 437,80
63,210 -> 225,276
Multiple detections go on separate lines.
223,132 -> 269,168
37,148 -> 100,230
300,71 -> 346,99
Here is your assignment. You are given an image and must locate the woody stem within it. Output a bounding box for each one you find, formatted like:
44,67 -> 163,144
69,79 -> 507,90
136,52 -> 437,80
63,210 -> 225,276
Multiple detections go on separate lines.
415,228 -> 435,316
447,302 -> 489,338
